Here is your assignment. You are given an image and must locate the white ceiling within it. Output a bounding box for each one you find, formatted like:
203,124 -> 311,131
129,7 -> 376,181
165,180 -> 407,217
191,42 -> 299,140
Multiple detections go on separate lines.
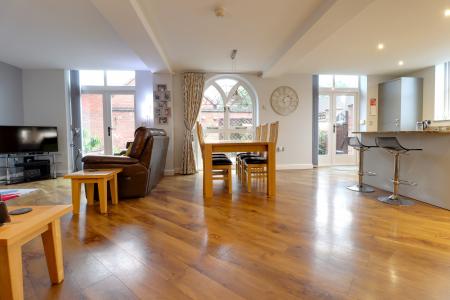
137,0 -> 325,73
2,0 -> 450,76
0,0 -> 148,70
281,0 -> 450,75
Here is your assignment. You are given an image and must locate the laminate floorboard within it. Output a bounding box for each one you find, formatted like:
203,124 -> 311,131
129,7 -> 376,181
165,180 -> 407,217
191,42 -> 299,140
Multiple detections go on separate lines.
5,168 -> 450,299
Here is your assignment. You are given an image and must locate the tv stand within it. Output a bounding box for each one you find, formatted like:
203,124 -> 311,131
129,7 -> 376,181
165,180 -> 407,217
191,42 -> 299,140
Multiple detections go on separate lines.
0,153 -> 57,185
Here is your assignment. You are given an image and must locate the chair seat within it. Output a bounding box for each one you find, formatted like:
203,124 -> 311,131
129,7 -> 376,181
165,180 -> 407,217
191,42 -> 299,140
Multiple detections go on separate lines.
212,158 -> 232,165
236,152 -> 254,158
243,157 -> 267,164
239,154 -> 261,160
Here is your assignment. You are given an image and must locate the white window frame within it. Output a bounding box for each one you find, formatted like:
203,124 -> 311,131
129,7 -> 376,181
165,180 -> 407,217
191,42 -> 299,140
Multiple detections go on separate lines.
80,70 -> 136,155
195,74 -> 259,170
318,75 -> 361,166
435,62 -> 450,121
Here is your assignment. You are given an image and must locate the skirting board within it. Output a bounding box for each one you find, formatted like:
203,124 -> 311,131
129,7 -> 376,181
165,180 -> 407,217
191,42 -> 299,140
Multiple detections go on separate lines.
276,164 -> 313,170
169,164 -> 313,175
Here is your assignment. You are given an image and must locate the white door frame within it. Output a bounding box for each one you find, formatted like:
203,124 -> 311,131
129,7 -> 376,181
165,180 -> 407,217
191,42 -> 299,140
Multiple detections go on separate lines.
318,90 -> 359,166
81,89 -> 136,155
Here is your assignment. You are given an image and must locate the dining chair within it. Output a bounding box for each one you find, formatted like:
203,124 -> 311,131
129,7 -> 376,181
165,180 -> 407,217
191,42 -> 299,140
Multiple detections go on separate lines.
196,122 -> 233,193
242,121 -> 278,192
237,123 -> 269,182
236,124 -> 261,180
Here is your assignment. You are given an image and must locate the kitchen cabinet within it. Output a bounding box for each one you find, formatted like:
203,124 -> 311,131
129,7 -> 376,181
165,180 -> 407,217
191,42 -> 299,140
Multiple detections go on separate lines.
378,77 -> 423,131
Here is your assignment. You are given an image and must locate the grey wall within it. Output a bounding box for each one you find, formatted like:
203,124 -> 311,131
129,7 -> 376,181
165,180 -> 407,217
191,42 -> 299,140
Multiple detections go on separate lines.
22,69 -> 71,174
0,61 -> 23,125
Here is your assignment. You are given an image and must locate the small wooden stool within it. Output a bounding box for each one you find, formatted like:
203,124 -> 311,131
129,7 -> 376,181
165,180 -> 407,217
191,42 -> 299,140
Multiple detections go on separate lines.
64,169 -> 122,214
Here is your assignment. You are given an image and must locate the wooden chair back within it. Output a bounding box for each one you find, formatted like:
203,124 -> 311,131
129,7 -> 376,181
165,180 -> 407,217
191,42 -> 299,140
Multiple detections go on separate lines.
196,122 -> 205,153
260,123 -> 269,142
269,121 -> 279,144
255,125 -> 261,141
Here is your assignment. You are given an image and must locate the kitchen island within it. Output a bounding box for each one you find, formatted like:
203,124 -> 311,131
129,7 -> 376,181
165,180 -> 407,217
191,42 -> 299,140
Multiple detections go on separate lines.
355,130 -> 450,210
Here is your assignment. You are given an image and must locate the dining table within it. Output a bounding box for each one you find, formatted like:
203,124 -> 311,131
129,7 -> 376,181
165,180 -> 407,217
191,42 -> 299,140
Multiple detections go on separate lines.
201,140 -> 276,197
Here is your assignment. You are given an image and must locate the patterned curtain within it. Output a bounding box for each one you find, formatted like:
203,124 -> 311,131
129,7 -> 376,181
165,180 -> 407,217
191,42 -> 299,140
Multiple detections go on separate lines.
181,72 -> 205,175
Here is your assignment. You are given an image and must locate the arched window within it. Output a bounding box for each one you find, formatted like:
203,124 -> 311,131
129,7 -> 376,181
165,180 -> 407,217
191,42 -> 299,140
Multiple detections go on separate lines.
198,76 -> 257,142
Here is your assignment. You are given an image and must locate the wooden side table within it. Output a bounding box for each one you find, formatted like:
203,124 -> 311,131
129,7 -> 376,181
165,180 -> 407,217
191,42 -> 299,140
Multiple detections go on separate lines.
64,169 -> 122,214
0,205 -> 72,300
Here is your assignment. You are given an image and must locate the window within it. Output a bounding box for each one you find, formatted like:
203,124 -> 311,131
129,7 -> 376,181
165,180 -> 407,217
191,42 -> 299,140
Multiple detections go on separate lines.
319,75 -> 359,89
199,77 -> 256,142
79,70 -> 136,155
79,70 -> 135,87
435,62 -> 449,120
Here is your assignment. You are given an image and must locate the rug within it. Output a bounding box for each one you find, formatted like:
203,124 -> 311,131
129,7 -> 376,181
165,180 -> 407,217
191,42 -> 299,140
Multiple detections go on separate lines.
0,189 -> 38,201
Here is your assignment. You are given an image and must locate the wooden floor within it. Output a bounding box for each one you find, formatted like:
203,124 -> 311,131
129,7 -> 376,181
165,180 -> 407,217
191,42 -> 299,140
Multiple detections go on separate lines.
6,168 -> 450,299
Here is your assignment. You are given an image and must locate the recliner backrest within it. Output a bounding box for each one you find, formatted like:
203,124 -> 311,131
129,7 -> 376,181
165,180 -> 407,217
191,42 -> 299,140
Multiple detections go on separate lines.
129,127 -> 151,159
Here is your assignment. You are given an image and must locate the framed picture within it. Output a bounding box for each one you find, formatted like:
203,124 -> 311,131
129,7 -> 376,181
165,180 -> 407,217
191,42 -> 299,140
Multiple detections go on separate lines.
157,84 -> 167,92
158,117 -> 168,125
164,90 -> 171,101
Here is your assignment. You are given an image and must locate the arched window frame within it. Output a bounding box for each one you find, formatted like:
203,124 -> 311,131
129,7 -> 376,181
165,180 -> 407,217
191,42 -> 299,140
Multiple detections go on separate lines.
199,74 -> 259,139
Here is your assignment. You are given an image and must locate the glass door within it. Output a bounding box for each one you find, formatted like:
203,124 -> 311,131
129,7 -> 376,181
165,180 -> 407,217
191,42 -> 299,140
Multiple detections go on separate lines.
318,92 -> 357,166
108,93 -> 136,155
81,93 -> 105,155
81,92 -> 135,155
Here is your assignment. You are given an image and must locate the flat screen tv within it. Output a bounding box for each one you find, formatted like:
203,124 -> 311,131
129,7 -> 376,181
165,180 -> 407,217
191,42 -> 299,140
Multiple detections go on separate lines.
0,126 -> 58,154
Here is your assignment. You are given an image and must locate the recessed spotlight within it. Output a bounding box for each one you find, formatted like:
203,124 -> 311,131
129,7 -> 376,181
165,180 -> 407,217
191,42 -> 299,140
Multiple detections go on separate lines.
377,43 -> 384,50
398,60 -> 404,66
445,9 -> 450,17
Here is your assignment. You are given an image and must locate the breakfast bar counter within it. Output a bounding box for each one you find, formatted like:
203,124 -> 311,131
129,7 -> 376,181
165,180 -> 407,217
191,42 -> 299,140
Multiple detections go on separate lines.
355,130 -> 450,210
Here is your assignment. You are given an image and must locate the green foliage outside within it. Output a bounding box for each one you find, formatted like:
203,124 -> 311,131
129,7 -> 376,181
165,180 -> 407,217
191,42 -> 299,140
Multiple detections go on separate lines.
83,129 -> 102,153
318,131 -> 328,155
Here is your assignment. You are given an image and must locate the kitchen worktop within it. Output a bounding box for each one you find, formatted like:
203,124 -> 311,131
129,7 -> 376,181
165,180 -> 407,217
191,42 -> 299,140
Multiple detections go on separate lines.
354,130 -> 450,134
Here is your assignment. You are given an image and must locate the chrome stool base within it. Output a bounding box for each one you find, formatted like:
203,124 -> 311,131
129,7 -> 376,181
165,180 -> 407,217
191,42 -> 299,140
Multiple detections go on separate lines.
377,195 -> 415,206
347,184 -> 374,193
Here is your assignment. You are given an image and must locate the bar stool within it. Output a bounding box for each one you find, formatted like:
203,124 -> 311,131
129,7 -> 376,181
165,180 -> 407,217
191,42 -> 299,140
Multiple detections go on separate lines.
375,137 -> 422,205
346,136 -> 377,193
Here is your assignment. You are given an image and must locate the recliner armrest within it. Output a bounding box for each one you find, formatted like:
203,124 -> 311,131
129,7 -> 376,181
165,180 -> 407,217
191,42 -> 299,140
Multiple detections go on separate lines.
82,155 -> 139,165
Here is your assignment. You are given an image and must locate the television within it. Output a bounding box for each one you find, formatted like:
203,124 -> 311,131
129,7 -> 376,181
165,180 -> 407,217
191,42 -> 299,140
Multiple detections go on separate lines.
0,126 -> 58,154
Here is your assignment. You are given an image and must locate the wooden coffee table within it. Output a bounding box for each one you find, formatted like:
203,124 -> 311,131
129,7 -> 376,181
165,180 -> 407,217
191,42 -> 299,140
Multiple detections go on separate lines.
64,169 -> 122,214
0,205 -> 72,300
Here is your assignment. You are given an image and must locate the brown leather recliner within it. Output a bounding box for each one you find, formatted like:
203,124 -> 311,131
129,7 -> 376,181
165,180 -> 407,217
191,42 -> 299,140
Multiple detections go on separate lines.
82,127 -> 169,198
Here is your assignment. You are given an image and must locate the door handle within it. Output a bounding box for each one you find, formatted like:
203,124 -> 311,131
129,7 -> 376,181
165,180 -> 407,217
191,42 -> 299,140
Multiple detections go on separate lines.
108,126 -> 112,136
333,124 -> 336,133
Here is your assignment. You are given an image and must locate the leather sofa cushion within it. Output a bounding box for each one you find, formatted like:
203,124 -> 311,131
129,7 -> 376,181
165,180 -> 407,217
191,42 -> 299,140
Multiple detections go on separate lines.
129,127 -> 150,159
82,155 -> 139,165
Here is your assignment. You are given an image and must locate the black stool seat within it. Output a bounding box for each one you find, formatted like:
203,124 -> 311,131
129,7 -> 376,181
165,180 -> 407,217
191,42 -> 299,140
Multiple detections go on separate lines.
375,137 -> 422,152
243,157 -> 267,164
348,136 -> 377,149
346,136 -> 377,193
212,158 -> 232,165
375,136 -> 422,206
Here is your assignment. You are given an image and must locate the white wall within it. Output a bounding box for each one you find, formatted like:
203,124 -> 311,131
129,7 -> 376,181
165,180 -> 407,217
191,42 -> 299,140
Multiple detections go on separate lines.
0,61 -> 23,125
153,74 -> 175,174
406,66 -> 435,121
22,69 -> 71,174
135,71 -> 154,127
172,73 -> 314,172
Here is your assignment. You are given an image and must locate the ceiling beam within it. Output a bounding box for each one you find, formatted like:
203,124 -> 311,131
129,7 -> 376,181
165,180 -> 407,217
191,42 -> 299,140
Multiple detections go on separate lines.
90,0 -> 172,73
263,0 -> 374,78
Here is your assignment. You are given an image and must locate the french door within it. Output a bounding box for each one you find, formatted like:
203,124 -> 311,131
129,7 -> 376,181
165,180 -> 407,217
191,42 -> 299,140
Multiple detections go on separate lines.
81,92 -> 136,155
318,92 -> 358,166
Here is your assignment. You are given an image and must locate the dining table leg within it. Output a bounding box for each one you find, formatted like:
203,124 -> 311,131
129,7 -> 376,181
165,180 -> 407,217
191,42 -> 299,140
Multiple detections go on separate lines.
267,142 -> 276,197
203,144 -> 213,197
